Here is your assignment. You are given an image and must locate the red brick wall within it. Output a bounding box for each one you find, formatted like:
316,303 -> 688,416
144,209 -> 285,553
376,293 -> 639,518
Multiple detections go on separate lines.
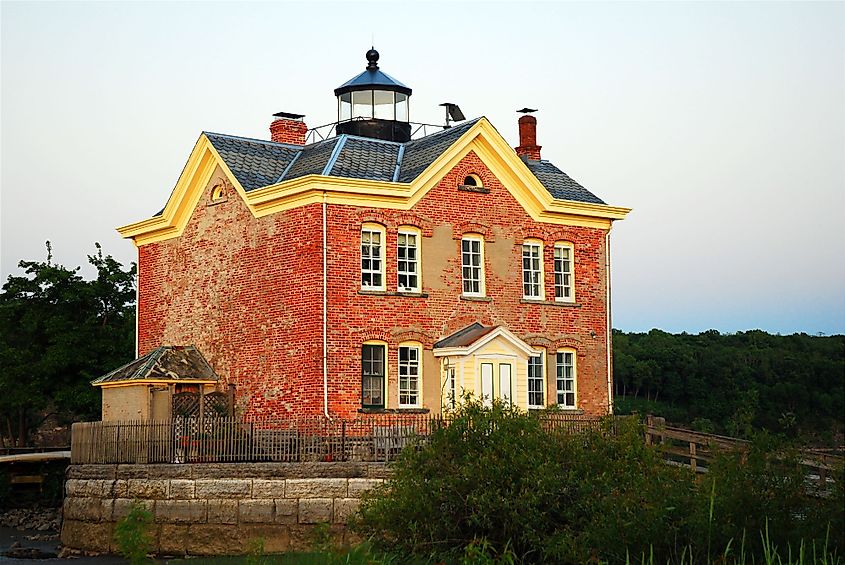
137,169 -> 324,416
137,153 -> 610,419
324,151 -> 609,418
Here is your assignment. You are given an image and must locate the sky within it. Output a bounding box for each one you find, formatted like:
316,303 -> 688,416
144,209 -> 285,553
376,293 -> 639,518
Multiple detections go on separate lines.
1,1 -> 843,335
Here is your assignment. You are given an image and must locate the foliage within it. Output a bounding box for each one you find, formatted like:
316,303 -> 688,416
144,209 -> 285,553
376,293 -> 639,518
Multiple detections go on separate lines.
613,329 -> 845,442
113,501 -> 154,565
355,398 -> 844,564
0,242 -> 136,445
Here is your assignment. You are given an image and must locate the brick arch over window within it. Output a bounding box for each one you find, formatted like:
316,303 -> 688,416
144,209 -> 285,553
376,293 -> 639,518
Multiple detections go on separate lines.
552,337 -> 583,351
395,213 -> 434,237
358,211 -> 390,227
523,335 -> 555,350
356,329 -> 391,343
391,330 -> 435,348
546,228 -> 583,245
452,221 -> 495,241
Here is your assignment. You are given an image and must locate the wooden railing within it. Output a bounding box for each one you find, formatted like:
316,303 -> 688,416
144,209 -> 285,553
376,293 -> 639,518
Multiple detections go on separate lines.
645,415 -> 844,488
70,412 -> 612,465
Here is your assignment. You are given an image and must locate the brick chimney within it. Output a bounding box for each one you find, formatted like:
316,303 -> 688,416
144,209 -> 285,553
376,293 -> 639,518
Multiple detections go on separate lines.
270,112 -> 307,145
515,114 -> 542,161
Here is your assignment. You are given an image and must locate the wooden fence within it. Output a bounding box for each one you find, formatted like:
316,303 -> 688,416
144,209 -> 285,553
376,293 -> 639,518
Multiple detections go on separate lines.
645,415 -> 843,488
70,412 -> 610,465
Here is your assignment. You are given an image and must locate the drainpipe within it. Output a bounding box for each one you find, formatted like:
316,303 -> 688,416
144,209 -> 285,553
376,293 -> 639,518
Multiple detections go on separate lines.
322,191 -> 330,419
135,247 -> 140,358
605,226 -> 614,414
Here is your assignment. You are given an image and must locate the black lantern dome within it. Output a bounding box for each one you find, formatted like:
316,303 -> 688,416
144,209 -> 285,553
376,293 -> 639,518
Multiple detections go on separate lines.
335,49 -> 412,142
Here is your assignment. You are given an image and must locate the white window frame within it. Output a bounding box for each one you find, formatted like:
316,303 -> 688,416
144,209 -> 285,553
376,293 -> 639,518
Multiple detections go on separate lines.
461,234 -> 485,297
398,343 -> 422,408
522,240 -> 544,299
556,348 -> 577,409
446,365 -> 457,411
397,227 -> 421,293
554,242 -> 575,303
527,353 -> 545,409
361,224 -> 386,291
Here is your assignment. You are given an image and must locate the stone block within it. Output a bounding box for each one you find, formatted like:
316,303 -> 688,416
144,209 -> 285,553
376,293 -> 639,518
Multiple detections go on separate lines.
63,497 -> 103,522
298,498 -> 332,524
61,519 -> 113,552
207,499 -> 238,524
156,500 -> 208,524
186,524 -> 249,555
238,499 -> 274,523
116,464 -> 192,480
66,464 -> 117,480
251,479 -> 286,498
241,525 -> 290,554
113,498 -> 155,520
126,478 -> 168,499
274,499 -> 298,524
285,478 -> 347,499
168,479 -> 195,499
288,524 -> 343,551
157,524 -> 189,555
66,479 -> 109,498
194,478 -> 251,499
112,479 -> 129,498
333,498 -> 360,524
347,478 -> 383,497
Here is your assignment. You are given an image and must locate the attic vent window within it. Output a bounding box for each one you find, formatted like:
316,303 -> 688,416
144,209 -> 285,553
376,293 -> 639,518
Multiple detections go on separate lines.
209,183 -> 227,204
458,174 -> 489,194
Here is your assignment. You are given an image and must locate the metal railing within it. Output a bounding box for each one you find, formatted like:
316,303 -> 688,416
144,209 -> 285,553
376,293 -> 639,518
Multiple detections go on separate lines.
70,412 -> 610,465
304,119 -> 449,145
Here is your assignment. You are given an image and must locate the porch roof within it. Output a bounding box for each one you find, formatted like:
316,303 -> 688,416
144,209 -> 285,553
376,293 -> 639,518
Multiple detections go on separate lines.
433,323 -> 539,357
91,345 -> 220,387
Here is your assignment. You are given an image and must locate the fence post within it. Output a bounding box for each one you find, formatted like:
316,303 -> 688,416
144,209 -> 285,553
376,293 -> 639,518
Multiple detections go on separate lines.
341,421 -> 346,462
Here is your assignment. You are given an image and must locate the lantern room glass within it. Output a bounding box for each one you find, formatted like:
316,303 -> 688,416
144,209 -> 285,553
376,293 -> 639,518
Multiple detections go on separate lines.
338,90 -> 410,123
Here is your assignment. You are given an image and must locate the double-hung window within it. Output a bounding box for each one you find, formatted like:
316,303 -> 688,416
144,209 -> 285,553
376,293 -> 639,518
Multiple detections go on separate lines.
556,350 -> 576,408
528,354 -> 545,408
362,343 -> 385,409
397,229 -> 420,293
398,344 -> 421,407
522,241 -> 544,299
361,225 -> 385,290
461,236 -> 484,296
554,242 -> 574,302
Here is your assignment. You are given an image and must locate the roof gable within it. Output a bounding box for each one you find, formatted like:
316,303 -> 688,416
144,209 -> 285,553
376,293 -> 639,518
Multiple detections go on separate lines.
118,118 -> 630,245
433,323 -> 539,357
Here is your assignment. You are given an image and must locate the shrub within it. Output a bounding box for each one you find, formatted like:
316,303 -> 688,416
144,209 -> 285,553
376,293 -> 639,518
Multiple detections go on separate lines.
113,501 -> 154,565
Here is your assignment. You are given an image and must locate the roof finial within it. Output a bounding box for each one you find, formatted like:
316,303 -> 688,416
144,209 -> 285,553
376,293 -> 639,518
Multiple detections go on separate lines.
366,47 -> 379,70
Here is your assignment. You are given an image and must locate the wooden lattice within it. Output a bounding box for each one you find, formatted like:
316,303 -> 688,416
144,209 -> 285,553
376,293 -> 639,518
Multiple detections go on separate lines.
172,392 -> 200,418
203,392 -> 231,418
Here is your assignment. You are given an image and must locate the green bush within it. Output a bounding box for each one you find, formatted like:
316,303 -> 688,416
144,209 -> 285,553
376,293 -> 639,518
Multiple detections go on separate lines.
354,398 -> 844,564
113,501 -> 154,565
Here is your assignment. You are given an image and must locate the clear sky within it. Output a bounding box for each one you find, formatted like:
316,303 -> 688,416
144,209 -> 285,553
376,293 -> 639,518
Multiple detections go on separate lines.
2,1 -> 843,335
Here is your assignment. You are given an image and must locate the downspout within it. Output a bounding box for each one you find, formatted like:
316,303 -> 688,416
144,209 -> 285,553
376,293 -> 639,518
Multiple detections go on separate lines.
605,226 -> 614,414
135,246 -> 140,358
322,191 -> 330,419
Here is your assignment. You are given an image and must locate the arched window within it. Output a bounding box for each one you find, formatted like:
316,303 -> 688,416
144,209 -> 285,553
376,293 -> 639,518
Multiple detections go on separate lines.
398,341 -> 422,408
554,241 -> 575,303
555,348 -> 577,408
362,341 -> 387,409
361,223 -> 386,291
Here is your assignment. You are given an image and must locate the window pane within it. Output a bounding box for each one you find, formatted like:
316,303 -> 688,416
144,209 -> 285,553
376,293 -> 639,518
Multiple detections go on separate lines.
373,90 -> 394,120
399,346 -> 420,406
352,90 -> 373,119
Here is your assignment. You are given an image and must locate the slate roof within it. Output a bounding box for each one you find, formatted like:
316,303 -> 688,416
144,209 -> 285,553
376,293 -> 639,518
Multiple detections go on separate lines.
91,346 -> 220,386
193,117 -> 606,209
434,323 -> 498,349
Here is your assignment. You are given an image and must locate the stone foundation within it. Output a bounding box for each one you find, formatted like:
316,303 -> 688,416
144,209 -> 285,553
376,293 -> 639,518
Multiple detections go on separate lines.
61,462 -> 389,555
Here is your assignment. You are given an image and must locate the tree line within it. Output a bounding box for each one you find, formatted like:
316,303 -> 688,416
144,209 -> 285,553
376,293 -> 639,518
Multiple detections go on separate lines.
613,328 -> 844,442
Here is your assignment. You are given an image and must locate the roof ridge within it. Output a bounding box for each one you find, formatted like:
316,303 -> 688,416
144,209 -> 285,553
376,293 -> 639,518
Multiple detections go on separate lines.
323,135 -> 348,176
203,131 -> 301,150
403,117 -> 482,146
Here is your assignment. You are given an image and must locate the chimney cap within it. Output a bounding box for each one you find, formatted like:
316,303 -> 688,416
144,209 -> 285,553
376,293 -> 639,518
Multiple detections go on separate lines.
517,108 -> 538,114
273,111 -> 305,120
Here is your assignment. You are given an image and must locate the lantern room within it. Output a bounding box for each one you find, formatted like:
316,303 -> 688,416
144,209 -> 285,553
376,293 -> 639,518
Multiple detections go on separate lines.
335,49 -> 412,142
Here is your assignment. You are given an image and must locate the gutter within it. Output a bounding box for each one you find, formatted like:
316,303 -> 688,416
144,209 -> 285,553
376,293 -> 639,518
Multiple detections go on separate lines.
322,190 -> 330,419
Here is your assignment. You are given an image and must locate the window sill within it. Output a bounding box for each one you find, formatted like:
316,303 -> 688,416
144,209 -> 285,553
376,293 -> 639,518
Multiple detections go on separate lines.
460,295 -> 492,302
457,184 -> 490,194
520,299 -> 580,308
358,407 -> 430,414
358,290 -> 429,298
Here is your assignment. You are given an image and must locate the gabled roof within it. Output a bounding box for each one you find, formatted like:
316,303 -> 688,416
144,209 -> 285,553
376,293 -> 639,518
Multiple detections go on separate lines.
200,118 -> 603,203
91,345 -> 220,387
120,117 -> 631,245
433,323 -> 539,357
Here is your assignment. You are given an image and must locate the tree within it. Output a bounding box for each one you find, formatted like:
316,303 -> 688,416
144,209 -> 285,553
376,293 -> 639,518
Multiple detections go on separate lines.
0,242 -> 136,446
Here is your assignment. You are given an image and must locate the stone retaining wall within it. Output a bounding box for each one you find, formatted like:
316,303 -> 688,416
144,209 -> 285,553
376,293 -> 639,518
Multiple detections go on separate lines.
61,462 -> 389,555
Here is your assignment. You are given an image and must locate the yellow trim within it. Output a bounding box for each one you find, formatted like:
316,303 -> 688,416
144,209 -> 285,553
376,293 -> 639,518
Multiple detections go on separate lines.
397,226 -> 422,293
460,234 -> 486,297
553,241 -> 576,304
397,341 -> 423,408
95,380 -> 218,389
555,348 -> 578,409
117,119 -> 631,245
361,223 -> 387,291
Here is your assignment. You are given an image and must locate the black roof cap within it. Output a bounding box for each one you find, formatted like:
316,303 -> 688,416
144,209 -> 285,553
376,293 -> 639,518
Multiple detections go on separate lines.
334,49 -> 412,97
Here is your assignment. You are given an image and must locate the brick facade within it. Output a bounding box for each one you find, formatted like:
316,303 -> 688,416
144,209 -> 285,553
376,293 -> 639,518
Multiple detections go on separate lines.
137,147 -> 611,418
